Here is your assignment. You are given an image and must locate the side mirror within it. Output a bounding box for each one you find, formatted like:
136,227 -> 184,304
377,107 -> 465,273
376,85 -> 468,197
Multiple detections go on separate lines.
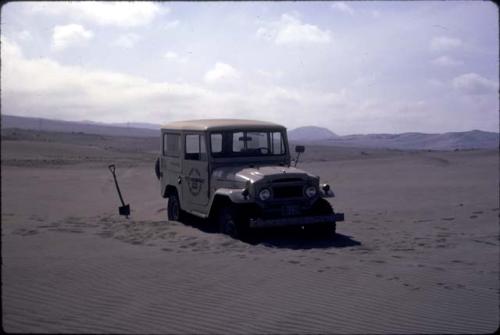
293,145 -> 305,167
295,145 -> 305,153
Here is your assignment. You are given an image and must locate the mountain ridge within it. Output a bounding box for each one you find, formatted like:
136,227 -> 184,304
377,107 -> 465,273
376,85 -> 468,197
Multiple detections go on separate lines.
1,114 -> 497,150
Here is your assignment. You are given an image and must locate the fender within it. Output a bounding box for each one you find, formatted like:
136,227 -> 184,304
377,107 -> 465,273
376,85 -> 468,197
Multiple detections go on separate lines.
210,188 -> 253,205
207,188 -> 254,218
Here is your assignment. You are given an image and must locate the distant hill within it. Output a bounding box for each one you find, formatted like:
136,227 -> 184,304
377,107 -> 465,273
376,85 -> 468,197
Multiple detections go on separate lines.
2,115 -> 497,150
1,115 -> 158,138
288,124 -> 498,150
320,130 -> 499,150
81,120 -> 161,130
288,126 -> 338,142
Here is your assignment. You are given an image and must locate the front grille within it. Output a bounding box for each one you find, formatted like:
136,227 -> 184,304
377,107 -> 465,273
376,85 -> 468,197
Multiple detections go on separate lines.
272,185 -> 303,199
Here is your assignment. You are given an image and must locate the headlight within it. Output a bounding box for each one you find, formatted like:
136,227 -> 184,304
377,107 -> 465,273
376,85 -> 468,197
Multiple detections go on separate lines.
305,185 -> 317,198
259,188 -> 271,201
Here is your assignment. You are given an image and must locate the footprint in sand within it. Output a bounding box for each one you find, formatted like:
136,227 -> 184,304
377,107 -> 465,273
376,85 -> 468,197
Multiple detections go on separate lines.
470,215 -> 478,219
414,219 -> 432,223
441,217 -> 455,221
371,259 -> 386,264
472,211 -> 483,215
13,228 -> 39,236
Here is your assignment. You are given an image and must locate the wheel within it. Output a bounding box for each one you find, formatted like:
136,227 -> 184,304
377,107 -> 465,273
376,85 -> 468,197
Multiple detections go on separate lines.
305,198 -> 336,237
167,192 -> 183,222
217,206 -> 247,239
154,158 -> 161,180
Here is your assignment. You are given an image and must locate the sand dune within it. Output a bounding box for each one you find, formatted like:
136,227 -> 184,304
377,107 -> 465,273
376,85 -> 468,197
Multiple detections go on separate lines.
2,129 -> 498,333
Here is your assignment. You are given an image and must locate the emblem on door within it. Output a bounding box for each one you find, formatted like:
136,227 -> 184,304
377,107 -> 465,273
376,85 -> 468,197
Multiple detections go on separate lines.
186,168 -> 204,196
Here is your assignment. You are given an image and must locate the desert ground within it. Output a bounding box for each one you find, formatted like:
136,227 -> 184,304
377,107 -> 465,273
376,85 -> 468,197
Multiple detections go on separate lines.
2,128 -> 498,334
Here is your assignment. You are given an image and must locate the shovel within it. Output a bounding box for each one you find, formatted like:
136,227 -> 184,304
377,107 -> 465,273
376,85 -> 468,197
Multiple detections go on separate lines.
108,164 -> 130,218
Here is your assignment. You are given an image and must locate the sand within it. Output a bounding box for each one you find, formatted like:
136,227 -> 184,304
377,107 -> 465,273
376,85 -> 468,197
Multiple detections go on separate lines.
2,129 -> 498,333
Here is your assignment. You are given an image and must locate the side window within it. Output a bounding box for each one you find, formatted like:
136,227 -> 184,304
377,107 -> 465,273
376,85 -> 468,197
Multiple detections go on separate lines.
163,133 -> 180,157
232,132 -> 244,152
211,133 -> 222,153
185,134 -> 206,160
271,132 -> 285,155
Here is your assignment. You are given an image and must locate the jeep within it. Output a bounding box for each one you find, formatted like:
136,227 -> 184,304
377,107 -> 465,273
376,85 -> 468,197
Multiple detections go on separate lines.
155,119 -> 344,238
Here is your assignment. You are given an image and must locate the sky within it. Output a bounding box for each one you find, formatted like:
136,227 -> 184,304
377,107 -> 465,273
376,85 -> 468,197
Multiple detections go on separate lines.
1,1 -> 498,135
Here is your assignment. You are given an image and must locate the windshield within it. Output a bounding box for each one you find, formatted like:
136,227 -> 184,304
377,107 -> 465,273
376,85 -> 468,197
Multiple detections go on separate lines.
210,131 -> 286,157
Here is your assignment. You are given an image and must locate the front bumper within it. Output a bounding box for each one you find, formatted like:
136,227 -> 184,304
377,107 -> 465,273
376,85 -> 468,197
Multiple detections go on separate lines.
249,212 -> 344,228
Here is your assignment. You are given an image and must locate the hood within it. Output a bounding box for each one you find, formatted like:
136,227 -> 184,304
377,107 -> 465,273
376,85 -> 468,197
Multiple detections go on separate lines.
211,165 -> 317,184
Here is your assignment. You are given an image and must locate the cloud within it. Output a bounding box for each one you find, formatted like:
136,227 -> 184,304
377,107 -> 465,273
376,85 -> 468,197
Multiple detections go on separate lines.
1,36 -> 23,59
52,24 -> 93,51
430,36 -> 462,51
331,2 -> 355,15
257,69 -> 284,80
1,38 -> 339,128
371,10 -> 381,19
163,51 -> 188,63
427,78 -> 445,88
15,30 -> 32,41
164,51 -> 178,59
204,62 -> 240,84
1,37 -> 214,122
112,33 -> 141,48
257,13 -> 331,45
452,73 -> 498,95
30,2 -> 164,27
163,20 -> 180,29
431,55 -> 463,67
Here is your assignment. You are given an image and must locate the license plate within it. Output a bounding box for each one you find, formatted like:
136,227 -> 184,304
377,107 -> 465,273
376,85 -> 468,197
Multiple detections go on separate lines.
282,205 -> 300,216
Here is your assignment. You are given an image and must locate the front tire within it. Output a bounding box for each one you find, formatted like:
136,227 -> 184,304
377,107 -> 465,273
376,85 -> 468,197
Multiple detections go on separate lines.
306,198 -> 336,237
167,192 -> 183,222
217,206 -> 247,239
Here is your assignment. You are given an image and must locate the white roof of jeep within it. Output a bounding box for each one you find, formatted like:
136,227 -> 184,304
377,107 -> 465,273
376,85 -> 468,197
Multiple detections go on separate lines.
161,119 -> 286,131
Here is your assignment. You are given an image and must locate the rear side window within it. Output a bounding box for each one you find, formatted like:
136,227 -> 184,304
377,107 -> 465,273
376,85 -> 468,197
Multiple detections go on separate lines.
163,133 -> 180,157
211,133 -> 222,153
185,134 -> 207,160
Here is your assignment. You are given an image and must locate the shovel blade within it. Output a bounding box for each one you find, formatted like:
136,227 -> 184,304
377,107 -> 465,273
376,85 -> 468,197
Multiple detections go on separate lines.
119,204 -> 130,216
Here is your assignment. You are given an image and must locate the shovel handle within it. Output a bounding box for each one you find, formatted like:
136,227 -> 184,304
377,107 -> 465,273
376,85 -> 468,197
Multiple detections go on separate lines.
108,164 -> 116,174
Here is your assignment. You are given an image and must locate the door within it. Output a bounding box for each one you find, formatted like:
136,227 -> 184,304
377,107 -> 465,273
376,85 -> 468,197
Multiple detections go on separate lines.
161,131 -> 181,196
182,133 -> 209,213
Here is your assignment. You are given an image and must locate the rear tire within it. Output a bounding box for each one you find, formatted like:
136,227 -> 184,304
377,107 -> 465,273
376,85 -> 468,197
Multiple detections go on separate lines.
167,192 -> 183,222
154,158 -> 161,180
